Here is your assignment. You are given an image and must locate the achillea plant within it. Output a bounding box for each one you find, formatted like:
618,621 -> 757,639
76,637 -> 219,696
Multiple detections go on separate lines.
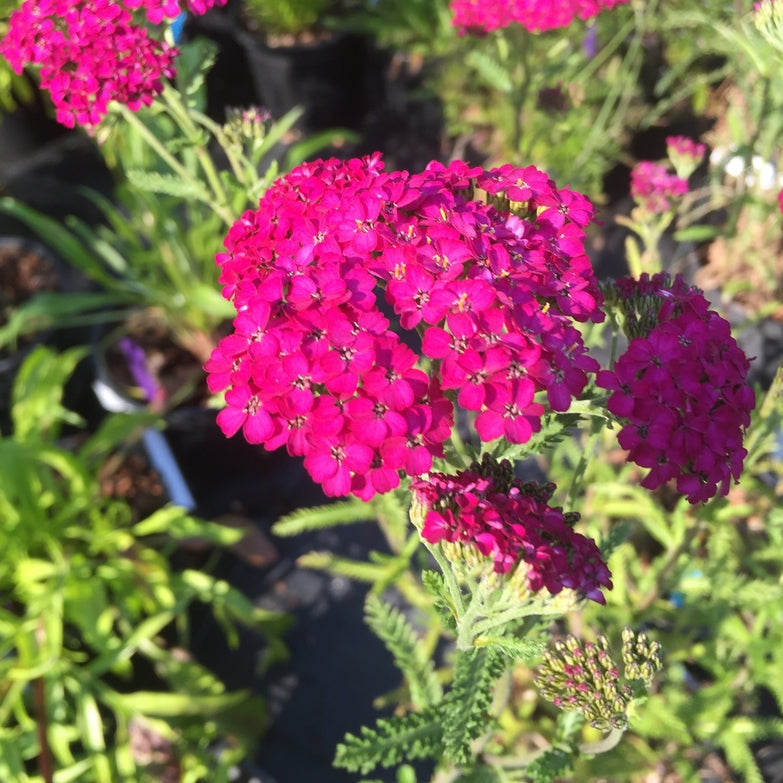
1,0 -> 772,779
209,152 -> 756,777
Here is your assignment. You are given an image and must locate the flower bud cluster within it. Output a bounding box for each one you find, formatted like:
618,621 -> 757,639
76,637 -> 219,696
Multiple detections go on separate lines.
410,456 -> 612,603
629,161 -> 689,215
754,0 -> 783,56
450,0 -> 630,35
621,627 -> 663,685
665,135 -> 706,181
597,273 -> 755,503
0,0 -> 225,129
207,154 -> 605,500
219,107 -> 272,152
536,630 -> 661,732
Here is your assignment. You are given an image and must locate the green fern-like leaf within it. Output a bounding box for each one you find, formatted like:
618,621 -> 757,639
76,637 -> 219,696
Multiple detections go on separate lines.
126,169 -> 210,201
420,570 -> 457,633
734,579 -> 783,611
720,716 -> 783,783
453,763 -> 503,782
488,413 -> 584,462
721,727 -> 764,783
599,519 -> 631,561
473,634 -> 545,662
524,745 -> 574,783
364,594 -> 443,709
273,498 -> 377,536
296,551 -> 398,583
334,709 -> 443,775
375,489 -> 414,554
442,647 -> 506,766
465,50 -> 513,93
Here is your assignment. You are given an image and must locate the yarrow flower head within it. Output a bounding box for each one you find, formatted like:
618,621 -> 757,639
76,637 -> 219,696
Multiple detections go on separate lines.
597,273 -> 756,503
629,161 -> 689,214
450,0 -> 630,35
410,455 -> 613,604
0,0 -> 226,129
206,153 -> 606,500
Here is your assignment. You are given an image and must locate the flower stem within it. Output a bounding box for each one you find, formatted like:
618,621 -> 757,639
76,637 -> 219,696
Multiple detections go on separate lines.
578,726 -> 625,754
114,105 -> 194,179
160,85 -> 235,225
423,540 -> 466,621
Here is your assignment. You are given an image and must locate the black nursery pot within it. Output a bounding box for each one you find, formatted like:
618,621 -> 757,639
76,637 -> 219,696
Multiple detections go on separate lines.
237,30 -> 371,132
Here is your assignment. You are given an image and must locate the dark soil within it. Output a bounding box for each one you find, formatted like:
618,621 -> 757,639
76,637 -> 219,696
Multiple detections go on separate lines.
99,317 -> 214,410
98,448 -> 167,521
0,238 -> 61,358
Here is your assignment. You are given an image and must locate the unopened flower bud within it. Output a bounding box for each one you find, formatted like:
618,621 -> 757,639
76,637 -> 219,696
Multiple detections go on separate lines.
622,628 -> 663,686
220,106 -> 270,151
754,0 -> 783,56
537,629 -> 662,732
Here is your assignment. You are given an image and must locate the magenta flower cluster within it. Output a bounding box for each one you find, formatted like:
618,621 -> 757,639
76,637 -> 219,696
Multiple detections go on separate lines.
597,274 -> 755,504
411,463 -> 612,603
206,153 -> 605,499
450,0 -> 630,35
629,161 -> 689,214
0,0 -> 224,128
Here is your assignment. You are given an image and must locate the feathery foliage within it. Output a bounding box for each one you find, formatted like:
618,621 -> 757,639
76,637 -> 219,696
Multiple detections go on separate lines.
364,594 -> 443,709
272,497 -> 379,536
441,647 -> 506,766
334,709 -> 444,775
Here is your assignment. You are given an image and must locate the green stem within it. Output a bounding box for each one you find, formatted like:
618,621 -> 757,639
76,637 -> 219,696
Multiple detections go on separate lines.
744,367 -> 783,469
455,584 -> 487,651
636,521 -> 702,613
160,86 -> 235,226
510,28 -> 532,157
482,725 -> 625,770
115,104 -> 204,196
565,416 -> 603,510
423,540 -> 466,621
578,726 -> 625,754
448,426 -> 472,469
190,108 -> 250,184
469,600 -> 550,641
574,0 -> 653,174
34,622 -> 54,783
607,306 -> 621,369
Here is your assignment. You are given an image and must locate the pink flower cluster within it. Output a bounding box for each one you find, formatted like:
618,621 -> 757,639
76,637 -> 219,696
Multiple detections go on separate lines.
411,459 -> 612,603
0,0 -> 225,129
450,0 -> 630,34
206,154 -> 605,499
629,161 -> 689,214
124,0 -> 223,23
597,274 -> 755,503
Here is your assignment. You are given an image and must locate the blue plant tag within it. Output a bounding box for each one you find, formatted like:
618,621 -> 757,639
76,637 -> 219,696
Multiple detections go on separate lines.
171,11 -> 187,44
